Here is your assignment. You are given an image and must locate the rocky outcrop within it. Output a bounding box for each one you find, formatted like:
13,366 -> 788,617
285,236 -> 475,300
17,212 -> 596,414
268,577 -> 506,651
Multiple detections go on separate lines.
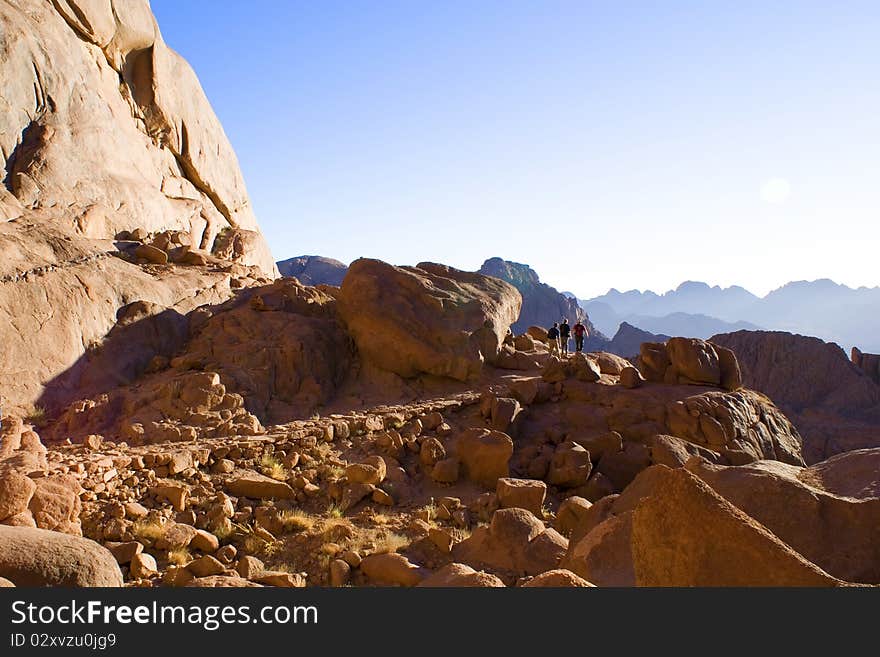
479,257 -> 599,337
43,278 -> 352,441
0,0 -> 277,415
563,463 -> 861,586
852,347 -> 880,385
638,337 -> 741,390
338,259 -> 521,381
687,451 -> 880,584
277,255 -> 348,287
629,468 -> 839,586
0,0 -> 274,271
711,331 -> 880,462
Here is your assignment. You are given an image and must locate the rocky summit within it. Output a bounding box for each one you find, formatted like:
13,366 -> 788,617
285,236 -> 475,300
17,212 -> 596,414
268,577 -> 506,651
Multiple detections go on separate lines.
1,0 -> 877,590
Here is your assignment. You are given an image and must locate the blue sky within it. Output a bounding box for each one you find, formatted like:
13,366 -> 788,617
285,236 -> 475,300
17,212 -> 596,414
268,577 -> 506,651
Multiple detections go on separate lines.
151,1 -> 879,298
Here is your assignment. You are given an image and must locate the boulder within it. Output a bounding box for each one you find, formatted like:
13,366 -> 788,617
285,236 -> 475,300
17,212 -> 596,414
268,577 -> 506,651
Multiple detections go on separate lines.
547,441 -> 593,488
553,496 -> 592,538
130,552 -> 158,579
337,259 -> 521,381
329,559 -> 351,587
490,397 -> 522,432
619,366 -> 645,389
452,508 -> 567,577
638,342 -> 670,382
236,556 -> 265,580
345,456 -> 386,485
28,475 -> 82,534
0,472 -> 36,521
686,451 -> 880,584
455,428 -> 513,486
0,526 -> 123,586
666,337 -> 721,385
714,344 -> 742,391
430,457 -> 460,484
527,326 -> 549,342
630,468 -> 840,586
591,352 -> 631,375
571,353 -> 601,382
360,553 -> 426,587
226,471 -> 296,500
514,334 -> 536,352
572,431 -> 622,463
134,244 -> 169,265
563,513 -> 635,586
417,563 -> 505,587
522,569 -> 595,587
648,434 -> 724,468
496,478 -> 547,515
187,555 -> 226,578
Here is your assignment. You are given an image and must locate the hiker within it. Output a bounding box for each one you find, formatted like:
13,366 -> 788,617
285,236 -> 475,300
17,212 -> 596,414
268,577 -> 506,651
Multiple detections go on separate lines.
503,327 -> 515,346
559,318 -> 571,356
573,319 -> 587,352
547,322 -> 561,357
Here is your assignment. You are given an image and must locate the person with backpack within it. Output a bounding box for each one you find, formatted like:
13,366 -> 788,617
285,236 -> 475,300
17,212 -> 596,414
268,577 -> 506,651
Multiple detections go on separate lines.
559,319 -> 571,356
547,322 -> 561,357
572,319 -> 587,353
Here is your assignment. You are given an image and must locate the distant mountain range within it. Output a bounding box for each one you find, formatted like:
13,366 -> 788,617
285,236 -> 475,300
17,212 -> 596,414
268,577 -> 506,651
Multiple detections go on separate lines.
581,280 -> 880,352
478,257 -> 598,336
276,254 -> 880,352
276,255 -> 348,287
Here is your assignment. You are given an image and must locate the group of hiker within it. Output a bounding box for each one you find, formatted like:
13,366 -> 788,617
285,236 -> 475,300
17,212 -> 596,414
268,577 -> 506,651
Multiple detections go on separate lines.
547,318 -> 587,356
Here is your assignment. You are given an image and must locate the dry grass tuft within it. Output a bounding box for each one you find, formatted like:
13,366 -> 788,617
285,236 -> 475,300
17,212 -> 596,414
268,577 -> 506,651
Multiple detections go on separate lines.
259,454 -> 287,481
132,519 -> 165,542
278,509 -> 316,533
166,548 -> 192,566
373,532 -> 409,554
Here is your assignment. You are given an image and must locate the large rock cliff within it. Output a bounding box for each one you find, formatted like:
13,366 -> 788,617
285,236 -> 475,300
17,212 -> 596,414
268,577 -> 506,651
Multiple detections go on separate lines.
0,0 -> 276,414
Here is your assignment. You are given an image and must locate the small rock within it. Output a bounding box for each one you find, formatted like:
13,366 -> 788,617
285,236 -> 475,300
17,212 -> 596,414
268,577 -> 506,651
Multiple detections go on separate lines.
496,478 -> 547,516
130,552 -> 158,579
187,555 -> 226,577
255,571 -> 306,587
329,559 -> 351,587
620,366 -> 645,389
430,457 -> 460,483
211,458 -> 235,474
236,555 -> 265,580
216,545 -> 237,564
360,553 -> 425,587
428,528 -> 454,553
341,550 -> 362,568
190,529 -> 220,553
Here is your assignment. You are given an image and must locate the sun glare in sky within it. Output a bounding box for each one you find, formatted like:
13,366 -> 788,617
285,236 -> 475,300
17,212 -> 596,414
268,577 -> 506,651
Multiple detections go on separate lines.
760,178 -> 792,205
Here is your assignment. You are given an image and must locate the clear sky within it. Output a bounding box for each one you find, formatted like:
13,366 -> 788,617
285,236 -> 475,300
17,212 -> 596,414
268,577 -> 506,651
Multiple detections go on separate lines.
151,0 -> 879,299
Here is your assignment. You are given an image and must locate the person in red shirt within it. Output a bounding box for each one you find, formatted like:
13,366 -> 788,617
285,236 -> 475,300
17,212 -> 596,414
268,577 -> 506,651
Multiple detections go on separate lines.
572,320 -> 588,353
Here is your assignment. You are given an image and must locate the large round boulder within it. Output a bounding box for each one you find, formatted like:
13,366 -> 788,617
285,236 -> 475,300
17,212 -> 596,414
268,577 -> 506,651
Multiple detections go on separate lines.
338,259 -> 521,381
0,526 -> 124,586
